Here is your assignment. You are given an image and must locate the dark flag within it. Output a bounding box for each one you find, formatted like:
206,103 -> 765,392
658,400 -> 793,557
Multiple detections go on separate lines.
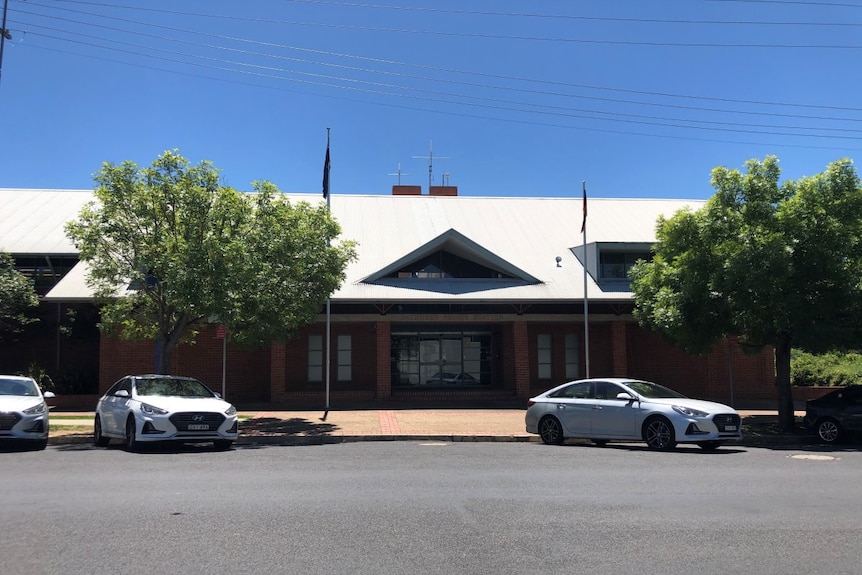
322,143 -> 331,199
580,182 -> 587,234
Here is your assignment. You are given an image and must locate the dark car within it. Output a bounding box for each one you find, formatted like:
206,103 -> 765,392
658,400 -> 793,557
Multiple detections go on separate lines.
803,386 -> 862,444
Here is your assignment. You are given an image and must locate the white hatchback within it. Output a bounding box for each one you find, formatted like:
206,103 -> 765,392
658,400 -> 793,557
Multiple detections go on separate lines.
94,374 -> 238,451
0,375 -> 55,450
525,378 -> 742,450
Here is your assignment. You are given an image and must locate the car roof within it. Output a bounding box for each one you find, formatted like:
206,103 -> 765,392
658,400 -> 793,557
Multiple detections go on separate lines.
0,375 -> 36,382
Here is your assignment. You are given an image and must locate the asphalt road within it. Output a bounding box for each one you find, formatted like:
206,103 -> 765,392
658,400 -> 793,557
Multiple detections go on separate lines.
3,441 -> 861,575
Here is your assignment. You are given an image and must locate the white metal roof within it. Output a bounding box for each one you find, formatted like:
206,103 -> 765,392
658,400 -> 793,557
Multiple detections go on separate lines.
0,189 -> 704,303
0,189 -> 93,254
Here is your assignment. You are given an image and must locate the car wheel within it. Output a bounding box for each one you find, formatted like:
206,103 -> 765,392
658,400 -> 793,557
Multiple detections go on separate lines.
643,416 -> 677,450
816,418 -> 842,444
94,416 -> 110,447
213,439 -> 233,451
538,416 -> 565,445
124,417 -> 139,452
697,441 -> 723,451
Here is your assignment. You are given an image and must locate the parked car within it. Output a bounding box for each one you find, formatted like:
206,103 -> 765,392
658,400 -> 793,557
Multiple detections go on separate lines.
803,386 -> 862,444
94,374 -> 238,451
0,375 -> 55,450
525,378 -> 742,451
425,371 -> 478,385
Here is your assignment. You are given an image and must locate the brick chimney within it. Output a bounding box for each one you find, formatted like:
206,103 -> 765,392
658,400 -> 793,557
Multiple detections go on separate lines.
429,186 -> 458,196
392,185 -> 422,195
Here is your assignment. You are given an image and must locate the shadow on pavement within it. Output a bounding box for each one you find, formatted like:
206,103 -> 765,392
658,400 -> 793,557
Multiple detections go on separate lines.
240,417 -> 338,437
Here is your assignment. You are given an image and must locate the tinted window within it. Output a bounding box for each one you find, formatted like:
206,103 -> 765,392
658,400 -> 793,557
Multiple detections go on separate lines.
549,381 -> 593,399
595,381 -> 627,400
623,380 -> 687,399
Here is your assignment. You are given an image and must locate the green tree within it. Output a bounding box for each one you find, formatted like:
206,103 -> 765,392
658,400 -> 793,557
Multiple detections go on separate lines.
630,156 -> 862,431
0,252 -> 39,339
65,150 -> 356,374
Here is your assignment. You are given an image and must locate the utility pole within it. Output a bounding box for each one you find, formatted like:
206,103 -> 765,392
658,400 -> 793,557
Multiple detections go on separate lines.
0,0 -> 10,86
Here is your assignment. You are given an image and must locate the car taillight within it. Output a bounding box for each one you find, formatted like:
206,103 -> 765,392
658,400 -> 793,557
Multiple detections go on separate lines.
527,400 -> 536,407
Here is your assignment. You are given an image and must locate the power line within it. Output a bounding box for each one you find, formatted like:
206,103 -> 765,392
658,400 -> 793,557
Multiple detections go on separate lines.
17,1 -> 862,115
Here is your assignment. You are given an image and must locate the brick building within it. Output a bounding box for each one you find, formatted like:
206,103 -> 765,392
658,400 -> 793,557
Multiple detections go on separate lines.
1,187 -> 775,408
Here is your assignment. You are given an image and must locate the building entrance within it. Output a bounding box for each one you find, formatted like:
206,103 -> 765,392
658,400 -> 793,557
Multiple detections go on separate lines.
391,326 -> 493,388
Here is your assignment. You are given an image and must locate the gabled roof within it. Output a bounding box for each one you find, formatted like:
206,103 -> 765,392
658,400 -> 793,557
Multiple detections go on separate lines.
362,228 -> 541,285
0,188 -> 705,304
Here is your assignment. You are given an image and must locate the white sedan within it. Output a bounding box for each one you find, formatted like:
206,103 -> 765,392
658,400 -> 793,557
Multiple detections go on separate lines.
94,374 -> 238,451
0,375 -> 55,450
525,378 -> 742,450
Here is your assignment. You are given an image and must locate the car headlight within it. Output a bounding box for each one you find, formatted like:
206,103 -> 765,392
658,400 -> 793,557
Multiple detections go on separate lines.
23,402 -> 47,415
225,405 -> 237,416
140,402 -> 168,415
672,405 -> 709,418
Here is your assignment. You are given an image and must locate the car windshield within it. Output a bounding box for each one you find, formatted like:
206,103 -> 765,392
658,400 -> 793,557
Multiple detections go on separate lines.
622,380 -> 687,399
0,378 -> 39,396
135,377 -> 215,398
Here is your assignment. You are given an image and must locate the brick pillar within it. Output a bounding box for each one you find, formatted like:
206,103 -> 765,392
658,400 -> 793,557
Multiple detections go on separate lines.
269,341 -> 286,403
376,321 -> 391,400
512,321 -> 530,397
611,321 -> 628,376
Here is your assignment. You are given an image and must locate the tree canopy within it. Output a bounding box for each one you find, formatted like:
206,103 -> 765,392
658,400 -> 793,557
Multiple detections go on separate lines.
0,252 -> 39,340
65,150 -> 356,374
630,156 -> 862,430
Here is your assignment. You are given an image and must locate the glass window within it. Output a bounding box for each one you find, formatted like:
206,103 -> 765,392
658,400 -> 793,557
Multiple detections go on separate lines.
595,381 -> 627,400
388,250 -> 514,279
391,327 -> 493,387
549,381 -> 593,399
308,335 -> 323,383
564,334 -> 579,379
337,335 -> 352,382
599,251 -> 651,279
537,334 -> 551,380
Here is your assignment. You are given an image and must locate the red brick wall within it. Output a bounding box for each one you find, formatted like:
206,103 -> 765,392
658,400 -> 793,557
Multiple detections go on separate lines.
97,319 -> 779,407
282,322 -> 378,392
99,324 -> 270,403
376,321 -> 391,400
624,325 -> 774,404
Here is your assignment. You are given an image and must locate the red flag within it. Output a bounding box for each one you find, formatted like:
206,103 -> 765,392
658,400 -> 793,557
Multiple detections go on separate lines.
580,182 -> 587,234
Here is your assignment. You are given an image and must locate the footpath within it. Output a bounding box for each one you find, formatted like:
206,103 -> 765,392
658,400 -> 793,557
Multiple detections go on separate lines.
47,409 -> 817,447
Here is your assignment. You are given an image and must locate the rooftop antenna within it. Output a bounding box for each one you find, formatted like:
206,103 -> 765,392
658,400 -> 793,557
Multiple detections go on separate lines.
387,162 -> 410,185
443,172 -> 451,186
412,140 -> 449,190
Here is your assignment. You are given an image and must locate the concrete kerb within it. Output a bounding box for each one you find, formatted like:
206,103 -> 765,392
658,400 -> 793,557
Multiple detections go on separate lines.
46,409 -> 817,448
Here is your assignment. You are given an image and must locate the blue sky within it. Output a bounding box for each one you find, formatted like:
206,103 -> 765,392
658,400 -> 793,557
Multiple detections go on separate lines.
1,0 -> 860,199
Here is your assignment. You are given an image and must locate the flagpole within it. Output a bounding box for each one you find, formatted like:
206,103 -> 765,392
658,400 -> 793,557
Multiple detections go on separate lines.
324,128 -> 331,412
581,180 -> 590,378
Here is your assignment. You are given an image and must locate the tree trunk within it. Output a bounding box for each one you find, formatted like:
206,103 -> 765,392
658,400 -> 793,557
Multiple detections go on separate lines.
155,338 -> 172,374
774,332 -> 795,431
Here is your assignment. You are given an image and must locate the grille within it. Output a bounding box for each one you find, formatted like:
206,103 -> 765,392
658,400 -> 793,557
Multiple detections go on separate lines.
0,412 -> 22,431
712,413 -> 741,433
169,412 -> 226,432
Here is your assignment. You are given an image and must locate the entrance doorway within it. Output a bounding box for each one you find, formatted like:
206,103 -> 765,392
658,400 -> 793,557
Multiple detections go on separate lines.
391,327 -> 492,388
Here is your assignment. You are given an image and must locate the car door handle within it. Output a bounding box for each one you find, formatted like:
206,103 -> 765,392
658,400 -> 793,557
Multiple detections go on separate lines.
593,406 -> 602,410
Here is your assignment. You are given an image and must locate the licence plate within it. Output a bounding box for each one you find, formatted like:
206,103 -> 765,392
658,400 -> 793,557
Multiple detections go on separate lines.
724,425 -> 737,431
188,424 -> 209,430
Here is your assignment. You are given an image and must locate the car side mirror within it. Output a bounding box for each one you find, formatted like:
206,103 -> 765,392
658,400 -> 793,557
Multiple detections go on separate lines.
43,391 -> 56,399
616,392 -> 636,402
114,389 -> 130,398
